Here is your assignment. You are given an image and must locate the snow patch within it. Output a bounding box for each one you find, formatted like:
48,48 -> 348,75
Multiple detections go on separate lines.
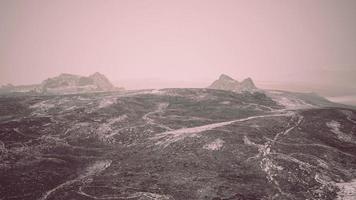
326,120 -> 352,142
203,138 -> 224,150
130,192 -> 173,200
274,96 -> 313,109
97,115 -> 128,143
81,160 -> 112,178
30,100 -> 55,110
30,100 -> 55,116
98,97 -> 117,108
268,91 -> 283,94
64,106 -> 76,111
153,112 -> 291,147
220,101 -> 231,105
340,110 -> 356,124
336,179 -> 356,200
150,89 -> 166,95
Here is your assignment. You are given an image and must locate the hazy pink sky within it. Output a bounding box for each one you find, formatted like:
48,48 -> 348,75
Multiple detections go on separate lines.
1,0 -> 356,90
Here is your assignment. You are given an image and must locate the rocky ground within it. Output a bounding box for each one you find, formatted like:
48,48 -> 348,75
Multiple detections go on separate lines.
0,88 -> 356,200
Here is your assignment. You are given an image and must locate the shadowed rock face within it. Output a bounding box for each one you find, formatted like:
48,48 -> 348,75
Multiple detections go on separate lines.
208,74 -> 258,92
0,88 -> 356,200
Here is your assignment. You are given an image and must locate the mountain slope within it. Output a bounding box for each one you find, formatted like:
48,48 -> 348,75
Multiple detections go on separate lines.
1,88 -> 356,200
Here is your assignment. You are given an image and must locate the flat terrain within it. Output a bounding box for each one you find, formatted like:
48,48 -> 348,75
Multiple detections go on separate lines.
0,88 -> 356,200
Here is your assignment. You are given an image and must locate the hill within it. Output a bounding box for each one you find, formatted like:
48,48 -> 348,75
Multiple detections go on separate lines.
0,88 -> 356,199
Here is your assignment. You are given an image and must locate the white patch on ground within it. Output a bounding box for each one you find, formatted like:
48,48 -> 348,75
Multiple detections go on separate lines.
316,158 -> 329,169
122,89 -> 170,96
244,103 -> 275,111
220,101 -> 231,105
150,89 -> 167,95
81,160 -> 112,178
0,140 -> 5,152
109,115 -> 128,124
77,96 -> 91,101
249,124 -> 260,129
243,136 -> 263,149
78,189 -> 173,200
64,106 -> 76,111
152,111 -> 292,147
96,115 -> 128,143
192,93 -> 208,101
129,192 -> 173,200
335,179 -> 356,200
326,120 -> 352,142
340,110 -> 356,124
268,91 -> 283,95
30,100 -> 55,116
273,96 -> 313,110
203,138 -> 224,150
98,97 -> 117,108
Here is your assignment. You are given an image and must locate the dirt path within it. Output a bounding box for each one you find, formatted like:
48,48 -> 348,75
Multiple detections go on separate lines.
143,103 -> 172,131
38,160 -> 112,200
152,111 -> 294,147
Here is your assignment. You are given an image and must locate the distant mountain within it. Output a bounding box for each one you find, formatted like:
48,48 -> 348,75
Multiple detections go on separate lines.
207,74 -> 354,109
0,72 -> 122,95
208,74 -> 258,92
88,72 -> 116,91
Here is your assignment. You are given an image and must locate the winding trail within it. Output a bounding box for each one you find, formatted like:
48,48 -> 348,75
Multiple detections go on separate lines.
342,110 -> 356,124
143,103 -> 173,131
38,160 -> 112,200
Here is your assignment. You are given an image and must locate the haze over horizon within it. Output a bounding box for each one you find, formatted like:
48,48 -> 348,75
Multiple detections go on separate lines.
1,0 -> 356,95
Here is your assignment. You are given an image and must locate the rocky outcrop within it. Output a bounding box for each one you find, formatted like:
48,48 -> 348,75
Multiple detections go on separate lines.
0,72 -> 121,95
208,74 -> 258,92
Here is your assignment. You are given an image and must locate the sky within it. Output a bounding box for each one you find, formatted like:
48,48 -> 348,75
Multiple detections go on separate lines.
1,0 -> 356,94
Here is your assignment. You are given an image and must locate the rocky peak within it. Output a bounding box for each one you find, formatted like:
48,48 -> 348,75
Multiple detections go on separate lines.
241,77 -> 256,88
38,72 -> 117,94
208,74 -> 258,92
89,72 -> 105,78
219,74 -> 236,82
89,72 -> 115,90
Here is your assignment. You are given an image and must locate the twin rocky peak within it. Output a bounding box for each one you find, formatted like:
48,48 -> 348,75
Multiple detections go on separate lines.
208,74 -> 258,92
1,73 -> 258,95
